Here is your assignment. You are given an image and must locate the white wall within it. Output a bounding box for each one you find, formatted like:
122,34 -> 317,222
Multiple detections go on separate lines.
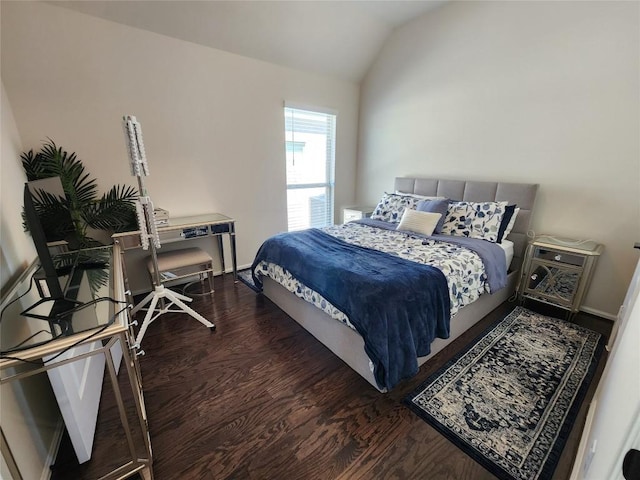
0,81 -> 61,480
1,1 -> 358,473
358,1 -> 640,317
1,1 -> 360,279
0,83 -> 35,290
570,251 -> 640,479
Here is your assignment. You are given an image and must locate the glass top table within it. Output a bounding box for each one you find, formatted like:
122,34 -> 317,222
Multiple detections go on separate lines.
0,245 -> 123,358
0,243 -> 153,479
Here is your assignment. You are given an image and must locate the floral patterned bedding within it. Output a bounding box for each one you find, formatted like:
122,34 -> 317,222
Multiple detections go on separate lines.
254,222 -> 492,331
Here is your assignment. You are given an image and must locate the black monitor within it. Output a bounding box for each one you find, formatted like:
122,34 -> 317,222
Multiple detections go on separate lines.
21,177 -> 81,322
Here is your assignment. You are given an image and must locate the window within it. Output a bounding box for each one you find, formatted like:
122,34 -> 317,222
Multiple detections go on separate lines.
284,106 -> 336,231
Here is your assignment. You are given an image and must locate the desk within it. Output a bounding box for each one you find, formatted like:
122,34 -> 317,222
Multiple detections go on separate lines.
0,245 -> 152,479
113,213 -> 237,287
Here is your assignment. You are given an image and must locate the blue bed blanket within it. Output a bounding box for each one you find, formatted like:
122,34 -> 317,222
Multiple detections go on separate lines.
251,228 -> 451,391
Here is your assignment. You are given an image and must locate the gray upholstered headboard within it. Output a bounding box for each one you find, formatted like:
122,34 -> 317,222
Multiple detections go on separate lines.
394,177 -> 538,271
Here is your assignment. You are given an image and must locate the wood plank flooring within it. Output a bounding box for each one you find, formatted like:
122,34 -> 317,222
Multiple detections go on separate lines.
53,274 -> 611,479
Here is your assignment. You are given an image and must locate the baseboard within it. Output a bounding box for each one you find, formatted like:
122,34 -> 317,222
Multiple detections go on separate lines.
41,418 -> 65,480
580,306 -> 616,322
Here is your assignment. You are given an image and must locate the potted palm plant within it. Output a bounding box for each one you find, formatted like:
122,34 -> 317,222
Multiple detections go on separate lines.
21,139 -> 138,249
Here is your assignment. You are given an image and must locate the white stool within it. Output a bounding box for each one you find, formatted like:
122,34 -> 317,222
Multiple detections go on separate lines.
146,247 -> 214,295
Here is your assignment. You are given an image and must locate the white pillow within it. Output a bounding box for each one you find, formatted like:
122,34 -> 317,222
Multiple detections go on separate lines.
396,209 -> 441,236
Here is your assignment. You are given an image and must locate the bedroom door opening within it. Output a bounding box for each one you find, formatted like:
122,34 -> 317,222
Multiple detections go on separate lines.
284,105 -> 336,232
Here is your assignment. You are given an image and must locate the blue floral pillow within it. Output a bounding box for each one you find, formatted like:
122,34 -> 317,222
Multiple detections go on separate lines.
370,193 -> 421,223
441,201 -> 508,242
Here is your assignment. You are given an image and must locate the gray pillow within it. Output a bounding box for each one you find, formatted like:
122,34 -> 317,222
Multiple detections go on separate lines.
416,198 -> 449,233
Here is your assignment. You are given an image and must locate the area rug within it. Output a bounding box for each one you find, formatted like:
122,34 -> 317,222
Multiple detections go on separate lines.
237,268 -> 260,293
404,306 -> 604,480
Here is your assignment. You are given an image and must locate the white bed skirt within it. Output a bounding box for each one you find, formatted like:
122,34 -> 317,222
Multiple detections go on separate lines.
262,271 -> 519,392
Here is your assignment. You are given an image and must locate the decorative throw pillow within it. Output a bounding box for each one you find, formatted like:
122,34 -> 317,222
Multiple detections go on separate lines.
371,193 -> 421,223
396,209 -> 441,236
499,207 -> 520,243
416,198 -> 450,233
496,204 -> 516,243
441,201 -> 508,242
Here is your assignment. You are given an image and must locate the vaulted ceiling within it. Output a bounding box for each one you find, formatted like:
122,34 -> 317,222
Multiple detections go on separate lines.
49,0 -> 445,82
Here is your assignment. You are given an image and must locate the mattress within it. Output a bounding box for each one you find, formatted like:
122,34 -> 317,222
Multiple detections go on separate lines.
500,239 -> 515,269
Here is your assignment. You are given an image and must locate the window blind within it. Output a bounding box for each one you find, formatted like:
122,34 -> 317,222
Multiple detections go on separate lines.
284,106 -> 336,232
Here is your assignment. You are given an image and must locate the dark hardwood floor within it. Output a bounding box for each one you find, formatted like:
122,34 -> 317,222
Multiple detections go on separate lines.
53,274 -> 611,480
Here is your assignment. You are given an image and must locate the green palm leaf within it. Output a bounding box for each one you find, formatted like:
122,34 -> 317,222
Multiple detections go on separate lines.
21,139 -> 138,248
30,189 -> 76,242
21,149 -> 46,180
38,140 -> 99,206
86,184 -> 138,232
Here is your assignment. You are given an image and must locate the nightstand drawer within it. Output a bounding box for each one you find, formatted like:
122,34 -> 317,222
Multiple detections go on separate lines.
534,247 -> 585,267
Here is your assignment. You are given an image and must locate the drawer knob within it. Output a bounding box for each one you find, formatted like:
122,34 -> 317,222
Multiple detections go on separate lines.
554,254 -> 562,261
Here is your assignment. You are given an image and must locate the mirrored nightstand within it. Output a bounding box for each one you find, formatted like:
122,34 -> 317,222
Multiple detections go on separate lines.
519,235 -> 603,317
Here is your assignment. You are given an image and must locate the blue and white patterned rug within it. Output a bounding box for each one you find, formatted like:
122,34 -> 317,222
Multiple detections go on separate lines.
237,268 -> 260,293
404,306 -> 604,480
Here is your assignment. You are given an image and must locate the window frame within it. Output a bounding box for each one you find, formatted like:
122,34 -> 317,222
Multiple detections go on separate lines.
283,103 -> 337,232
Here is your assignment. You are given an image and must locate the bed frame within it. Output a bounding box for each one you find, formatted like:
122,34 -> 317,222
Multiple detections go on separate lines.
262,177 -> 539,391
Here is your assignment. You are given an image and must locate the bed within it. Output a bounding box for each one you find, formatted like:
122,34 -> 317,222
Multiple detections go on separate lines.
251,177 -> 538,392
